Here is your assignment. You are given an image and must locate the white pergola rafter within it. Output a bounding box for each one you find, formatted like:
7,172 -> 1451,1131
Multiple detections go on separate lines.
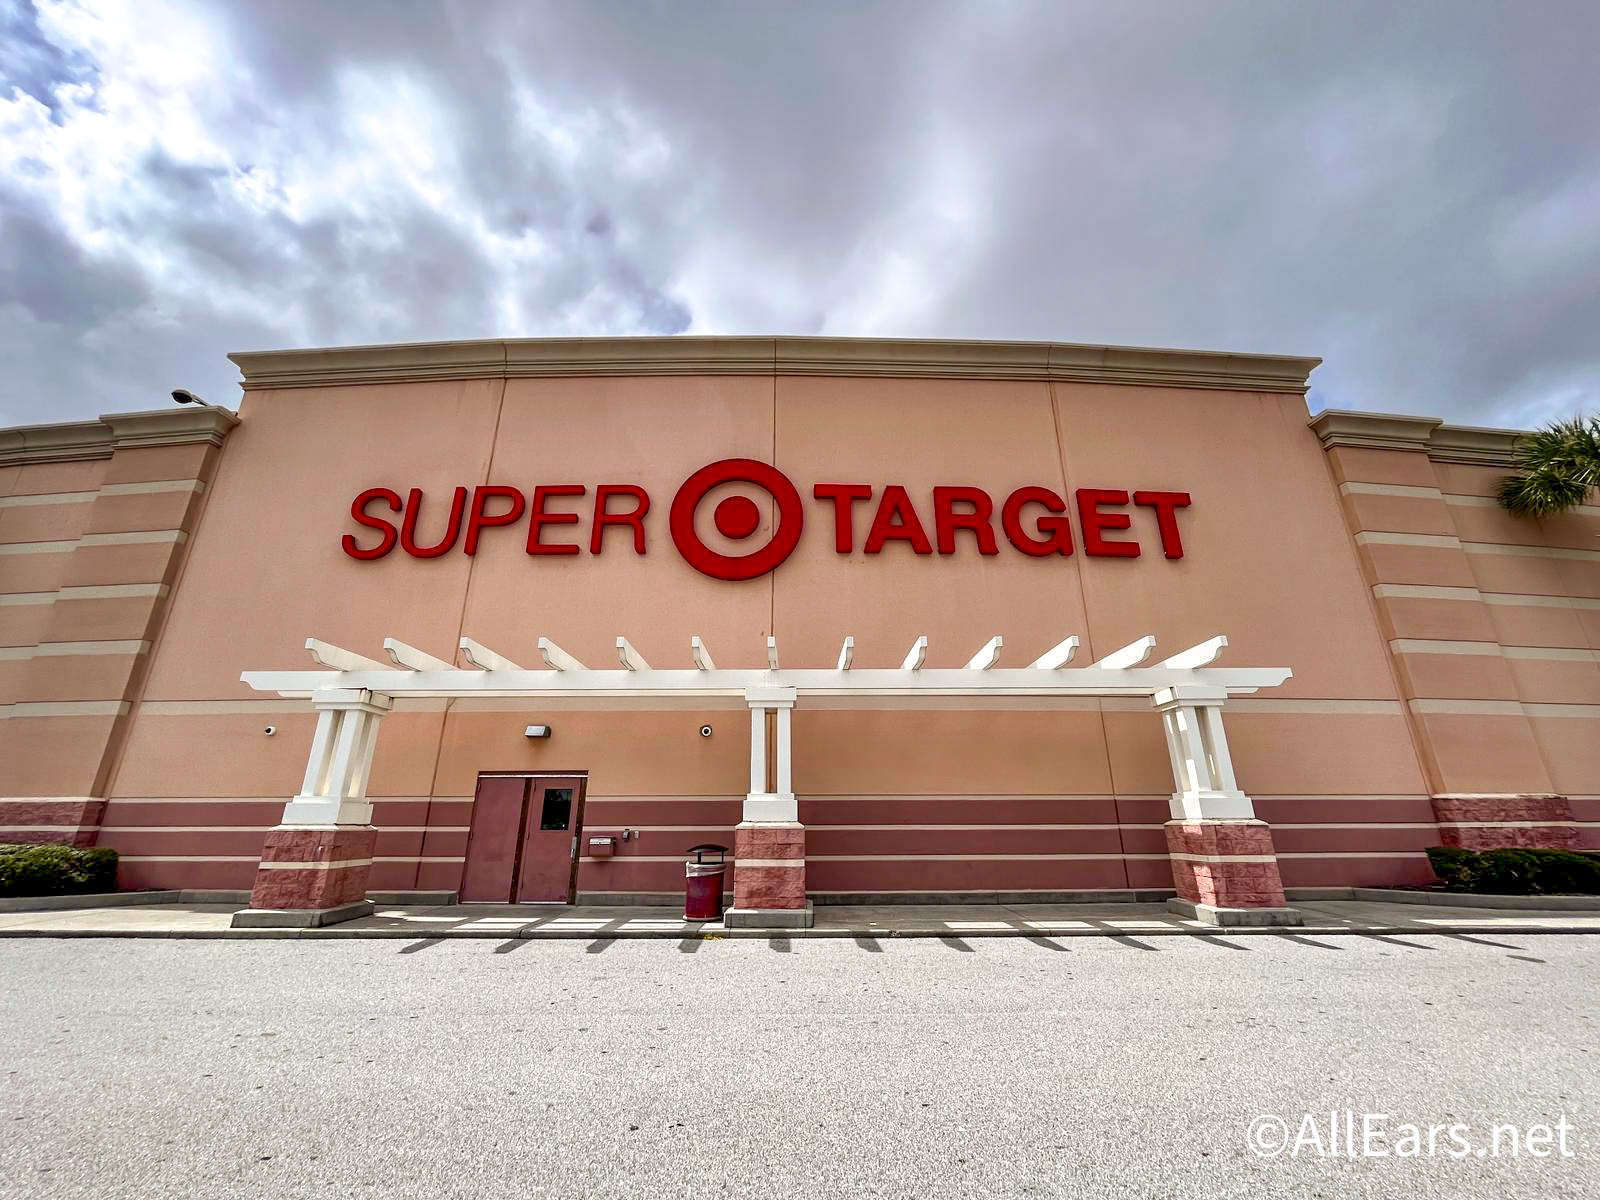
243,632 -> 1291,831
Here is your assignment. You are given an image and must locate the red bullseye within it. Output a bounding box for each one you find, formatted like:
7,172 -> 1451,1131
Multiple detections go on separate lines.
669,458 -> 805,581
713,495 -> 762,539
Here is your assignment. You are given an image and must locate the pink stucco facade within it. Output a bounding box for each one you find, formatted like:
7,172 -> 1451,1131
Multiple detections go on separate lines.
2,337 -> 1595,904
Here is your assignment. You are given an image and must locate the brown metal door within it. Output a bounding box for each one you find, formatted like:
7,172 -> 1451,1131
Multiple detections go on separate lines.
460,776 -> 530,902
515,777 -> 585,903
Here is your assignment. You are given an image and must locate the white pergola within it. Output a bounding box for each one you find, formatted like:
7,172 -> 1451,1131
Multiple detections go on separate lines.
241,632 -> 1292,833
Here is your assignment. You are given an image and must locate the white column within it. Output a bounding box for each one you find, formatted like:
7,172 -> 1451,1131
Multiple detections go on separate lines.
280,689 -> 393,826
1152,685 -> 1255,821
743,686 -> 797,822
775,704 -> 793,795
748,702 -> 767,795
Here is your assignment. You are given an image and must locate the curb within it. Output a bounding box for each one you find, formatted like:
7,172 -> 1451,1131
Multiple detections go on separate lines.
1,923 -> 1596,942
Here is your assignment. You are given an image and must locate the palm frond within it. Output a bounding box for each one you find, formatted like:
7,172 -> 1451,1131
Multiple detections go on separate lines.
1496,415 -> 1600,517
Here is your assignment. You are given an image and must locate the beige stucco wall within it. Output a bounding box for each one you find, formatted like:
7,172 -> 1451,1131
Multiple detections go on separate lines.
4,337 -> 1594,895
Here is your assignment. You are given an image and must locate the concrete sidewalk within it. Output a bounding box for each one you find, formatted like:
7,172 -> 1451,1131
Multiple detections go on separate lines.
1,898 -> 1598,940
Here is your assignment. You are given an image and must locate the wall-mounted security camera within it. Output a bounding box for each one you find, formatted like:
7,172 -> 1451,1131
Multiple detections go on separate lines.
263,726 -> 276,736
524,725 -> 552,739
699,724 -> 713,738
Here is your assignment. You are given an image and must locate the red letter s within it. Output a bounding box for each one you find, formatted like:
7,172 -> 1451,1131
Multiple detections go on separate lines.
342,488 -> 402,560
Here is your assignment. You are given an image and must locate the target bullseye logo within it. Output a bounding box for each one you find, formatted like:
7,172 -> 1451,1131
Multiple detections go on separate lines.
669,458 -> 805,581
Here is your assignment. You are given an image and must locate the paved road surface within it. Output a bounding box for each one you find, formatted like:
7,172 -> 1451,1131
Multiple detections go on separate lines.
2,932 -> 1595,1198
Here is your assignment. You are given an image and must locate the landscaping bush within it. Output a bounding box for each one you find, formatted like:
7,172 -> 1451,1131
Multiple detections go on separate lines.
1426,846 -> 1600,895
0,843 -> 118,898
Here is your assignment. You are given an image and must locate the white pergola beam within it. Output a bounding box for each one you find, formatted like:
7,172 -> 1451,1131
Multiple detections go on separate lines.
1031,636 -> 1080,669
767,636 -> 780,671
459,637 -> 521,672
1161,635 -> 1228,670
965,635 -> 1003,671
616,637 -> 650,672
902,636 -> 929,672
382,638 -> 454,672
305,638 -> 385,672
538,637 -> 585,672
836,636 -> 855,671
1094,635 -> 1157,670
691,636 -> 716,671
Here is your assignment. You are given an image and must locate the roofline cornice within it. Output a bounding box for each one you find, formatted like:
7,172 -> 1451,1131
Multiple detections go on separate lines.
1309,409 -> 1521,467
227,335 -> 1322,394
0,407 -> 239,467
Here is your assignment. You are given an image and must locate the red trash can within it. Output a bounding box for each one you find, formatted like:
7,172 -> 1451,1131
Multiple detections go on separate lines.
684,843 -> 729,920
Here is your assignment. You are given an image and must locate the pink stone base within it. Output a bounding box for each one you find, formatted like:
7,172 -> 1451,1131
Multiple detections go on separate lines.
732,822 -> 807,910
1430,794 -> 1578,850
248,826 -> 377,911
0,798 -> 105,847
1165,819 -> 1289,909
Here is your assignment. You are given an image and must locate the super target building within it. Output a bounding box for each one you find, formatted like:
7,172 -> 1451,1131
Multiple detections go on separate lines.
2,337 -> 1597,926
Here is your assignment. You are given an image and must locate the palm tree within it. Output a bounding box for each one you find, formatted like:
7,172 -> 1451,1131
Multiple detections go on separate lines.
1496,415 -> 1600,517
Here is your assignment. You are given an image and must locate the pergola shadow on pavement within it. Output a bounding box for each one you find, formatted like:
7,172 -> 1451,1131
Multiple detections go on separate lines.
2,900 -> 1597,940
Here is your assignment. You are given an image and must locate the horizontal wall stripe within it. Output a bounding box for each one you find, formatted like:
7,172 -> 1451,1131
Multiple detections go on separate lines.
1373,583 -> 1481,601
1354,529 -> 1600,561
0,480 -> 202,509
1409,699 -> 1600,717
59,582 -> 170,600
1340,482 -> 1444,499
1373,584 -> 1600,610
89,825 -> 469,833
0,489 -> 98,508
1355,531 -> 1461,549
736,859 -> 805,868
1483,592 -> 1600,610
257,858 -> 371,871
0,700 -> 128,718
0,538 -> 77,555
0,583 -> 170,607
99,795 -> 440,804
23,793 -> 1436,805
80,529 -> 187,547
1276,851 -> 1427,859
1169,853 -> 1276,864
0,639 -> 150,661
99,479 -> 205,497
0,529 -> 187,554
1464,541 -> 1600,562
15,820 -> 1524,833
1223,699 -> 1404,714
1390,639 -> 1597,661
110,849 -> 1439,866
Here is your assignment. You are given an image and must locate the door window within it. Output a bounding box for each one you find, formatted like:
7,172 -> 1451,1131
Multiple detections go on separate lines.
539,787 -> 574,830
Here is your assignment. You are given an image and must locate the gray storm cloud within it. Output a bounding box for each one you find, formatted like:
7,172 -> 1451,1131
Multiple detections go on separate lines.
0,0 -> 1596,427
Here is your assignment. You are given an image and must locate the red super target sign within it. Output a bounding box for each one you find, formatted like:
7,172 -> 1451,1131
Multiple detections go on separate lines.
342,459 -> 1191,581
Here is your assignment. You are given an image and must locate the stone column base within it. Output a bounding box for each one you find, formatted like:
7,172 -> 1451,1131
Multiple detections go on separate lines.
724,901 -> 815,929
1165,819 -> 1300,924
1431,793 -> 1578,850
1167,897 -> 1302,927
732,821 -> 807,911
236,825 -> 377,927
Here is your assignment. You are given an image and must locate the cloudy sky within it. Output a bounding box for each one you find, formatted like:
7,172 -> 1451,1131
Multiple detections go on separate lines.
1,0 -> 1597,428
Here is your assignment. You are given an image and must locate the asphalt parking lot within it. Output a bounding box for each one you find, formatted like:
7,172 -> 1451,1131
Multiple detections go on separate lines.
2,932 -> 1595,1198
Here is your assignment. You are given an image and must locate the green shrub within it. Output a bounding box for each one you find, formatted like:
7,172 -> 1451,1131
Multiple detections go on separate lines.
0,843 -> 119,898
1425,846 -> 1600,895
